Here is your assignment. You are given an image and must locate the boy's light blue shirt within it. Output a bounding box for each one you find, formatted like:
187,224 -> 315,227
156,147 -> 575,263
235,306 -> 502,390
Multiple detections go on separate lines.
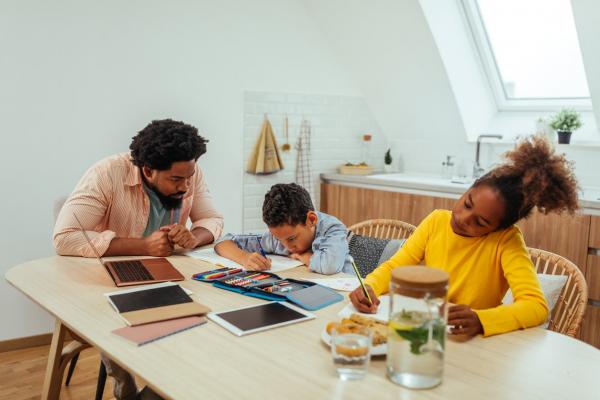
217,211 -> 352,275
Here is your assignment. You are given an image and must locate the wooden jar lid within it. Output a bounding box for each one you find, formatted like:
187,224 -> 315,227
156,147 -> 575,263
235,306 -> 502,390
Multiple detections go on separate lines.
391,266 -> 449,298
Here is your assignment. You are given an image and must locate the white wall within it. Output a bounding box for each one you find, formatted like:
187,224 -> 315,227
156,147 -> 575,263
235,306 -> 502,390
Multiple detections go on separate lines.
304,0 -> 470,176
0,0 -> 362,340
242,91 -> 386,232
572,0 -> 600,131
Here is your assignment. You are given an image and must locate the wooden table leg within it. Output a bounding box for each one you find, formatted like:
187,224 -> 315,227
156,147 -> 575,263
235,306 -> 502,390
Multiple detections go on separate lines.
41,319 -> 91,400
42,319 -> 67,400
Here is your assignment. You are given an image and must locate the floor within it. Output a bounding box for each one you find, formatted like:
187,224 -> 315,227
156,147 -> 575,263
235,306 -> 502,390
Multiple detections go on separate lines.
0,345 -> 117,400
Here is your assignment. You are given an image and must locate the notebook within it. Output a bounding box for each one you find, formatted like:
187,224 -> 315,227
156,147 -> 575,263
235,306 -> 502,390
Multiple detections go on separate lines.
105,283 -> 210,326
185,247 -> 303,272
112,316 -> 207,345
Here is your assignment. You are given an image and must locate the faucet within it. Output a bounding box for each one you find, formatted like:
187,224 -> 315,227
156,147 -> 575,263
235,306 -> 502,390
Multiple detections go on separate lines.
473,134 -> 503,179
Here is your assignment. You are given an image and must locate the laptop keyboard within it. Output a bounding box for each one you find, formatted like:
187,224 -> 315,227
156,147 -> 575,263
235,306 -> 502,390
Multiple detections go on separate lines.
112,260 -> 154,282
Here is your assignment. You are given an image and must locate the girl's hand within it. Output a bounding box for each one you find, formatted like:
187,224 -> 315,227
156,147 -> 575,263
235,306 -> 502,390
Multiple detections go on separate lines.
349,284 -> 380,313
448,304 -> 483,336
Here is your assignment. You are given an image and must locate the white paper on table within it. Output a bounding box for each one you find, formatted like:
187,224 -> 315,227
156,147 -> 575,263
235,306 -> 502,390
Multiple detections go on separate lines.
306,278 -> 360,292
265,254 -> 304,272
185,247 -> 242,269
184,247 -> 303,273
338,295 -> 390,322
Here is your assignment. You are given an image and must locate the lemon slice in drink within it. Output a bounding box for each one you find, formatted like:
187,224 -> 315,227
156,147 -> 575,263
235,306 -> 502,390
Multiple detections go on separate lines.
389,320 -> 415,331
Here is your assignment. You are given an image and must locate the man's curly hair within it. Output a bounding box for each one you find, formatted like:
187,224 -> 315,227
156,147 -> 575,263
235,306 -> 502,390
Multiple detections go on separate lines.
262,183 -> 315,227
130,119 -> 208,170
474,135 -> 579,229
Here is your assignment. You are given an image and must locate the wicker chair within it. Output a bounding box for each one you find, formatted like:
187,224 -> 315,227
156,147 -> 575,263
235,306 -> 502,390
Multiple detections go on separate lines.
349,219 -> 416,240
528,247 -> 588,337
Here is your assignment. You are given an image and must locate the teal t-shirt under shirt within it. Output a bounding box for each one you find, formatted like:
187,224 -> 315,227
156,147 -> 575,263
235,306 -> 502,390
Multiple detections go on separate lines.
142,183 -> 180,237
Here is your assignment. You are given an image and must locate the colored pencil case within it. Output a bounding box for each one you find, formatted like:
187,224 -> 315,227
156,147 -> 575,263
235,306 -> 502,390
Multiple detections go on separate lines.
192,268 -> 343,311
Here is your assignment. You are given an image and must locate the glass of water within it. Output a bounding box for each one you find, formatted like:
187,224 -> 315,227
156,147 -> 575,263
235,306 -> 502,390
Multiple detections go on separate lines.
331,326 -> 371,380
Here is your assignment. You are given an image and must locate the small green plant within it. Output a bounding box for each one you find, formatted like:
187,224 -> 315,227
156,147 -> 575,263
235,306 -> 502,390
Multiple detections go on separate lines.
384,149 -> 392,165
549,108 -> 582,132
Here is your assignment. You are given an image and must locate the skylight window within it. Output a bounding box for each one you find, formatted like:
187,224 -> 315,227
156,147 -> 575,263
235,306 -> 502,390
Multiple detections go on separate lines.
464,0 -> 591,108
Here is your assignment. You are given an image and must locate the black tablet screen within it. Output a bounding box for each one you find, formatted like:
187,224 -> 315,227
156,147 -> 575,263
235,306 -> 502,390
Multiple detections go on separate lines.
217,302 -> 307,331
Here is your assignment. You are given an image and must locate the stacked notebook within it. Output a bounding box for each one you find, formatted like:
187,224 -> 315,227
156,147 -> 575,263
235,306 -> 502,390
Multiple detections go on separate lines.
105,282 -> 210,345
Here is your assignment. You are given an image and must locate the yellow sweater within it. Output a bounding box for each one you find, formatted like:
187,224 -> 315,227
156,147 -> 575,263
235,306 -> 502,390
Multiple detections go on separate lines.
364,210 -> 548,337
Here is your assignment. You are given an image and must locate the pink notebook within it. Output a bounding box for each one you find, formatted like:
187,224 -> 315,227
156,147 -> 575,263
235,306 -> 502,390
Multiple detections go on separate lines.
112,316 -> 206,346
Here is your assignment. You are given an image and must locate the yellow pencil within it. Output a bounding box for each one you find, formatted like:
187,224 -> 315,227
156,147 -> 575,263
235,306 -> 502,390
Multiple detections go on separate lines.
349,256 -> 372,306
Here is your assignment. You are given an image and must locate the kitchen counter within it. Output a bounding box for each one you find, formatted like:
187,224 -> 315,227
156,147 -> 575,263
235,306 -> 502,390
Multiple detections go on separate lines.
321,172 -> 600,214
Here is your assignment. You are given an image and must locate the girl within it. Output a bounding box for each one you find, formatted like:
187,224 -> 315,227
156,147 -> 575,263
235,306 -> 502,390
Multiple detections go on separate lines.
350,136 -> 579,337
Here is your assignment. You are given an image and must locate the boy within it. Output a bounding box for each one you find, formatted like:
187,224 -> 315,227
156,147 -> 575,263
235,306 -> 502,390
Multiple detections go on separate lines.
215,183 -> 352,274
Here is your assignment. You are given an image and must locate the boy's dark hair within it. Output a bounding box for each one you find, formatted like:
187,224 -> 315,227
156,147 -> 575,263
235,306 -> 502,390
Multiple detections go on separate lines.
130,119 -> 208,170
262,183 -> 315,227
474,135 -> 579,229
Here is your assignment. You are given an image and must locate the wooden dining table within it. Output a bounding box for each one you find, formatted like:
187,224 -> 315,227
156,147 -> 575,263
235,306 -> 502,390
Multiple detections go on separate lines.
5,254 -> 600,400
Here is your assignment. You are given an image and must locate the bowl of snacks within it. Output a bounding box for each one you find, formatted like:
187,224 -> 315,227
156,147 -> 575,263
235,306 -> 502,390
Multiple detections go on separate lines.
322,313 -> 387,356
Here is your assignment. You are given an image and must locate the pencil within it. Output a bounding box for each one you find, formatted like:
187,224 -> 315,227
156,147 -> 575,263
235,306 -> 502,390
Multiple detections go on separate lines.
256,239 -> 267,258
349,256 -> 373,306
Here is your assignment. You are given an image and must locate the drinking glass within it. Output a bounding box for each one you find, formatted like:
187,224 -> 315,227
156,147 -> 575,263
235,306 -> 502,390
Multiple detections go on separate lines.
331,326 -> 371,380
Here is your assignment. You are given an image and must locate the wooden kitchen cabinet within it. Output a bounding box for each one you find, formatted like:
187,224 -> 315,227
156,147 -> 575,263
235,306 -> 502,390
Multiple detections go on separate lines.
516,211 -> 590,271
589,216 -> 600,249
580,305 -> 600,349
587,216 -> 600,302
320,183 -> 454,228
586,255 -> 600,301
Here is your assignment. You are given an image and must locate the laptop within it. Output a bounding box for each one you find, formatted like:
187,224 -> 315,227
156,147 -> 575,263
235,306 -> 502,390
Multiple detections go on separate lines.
73,214 -> 185,287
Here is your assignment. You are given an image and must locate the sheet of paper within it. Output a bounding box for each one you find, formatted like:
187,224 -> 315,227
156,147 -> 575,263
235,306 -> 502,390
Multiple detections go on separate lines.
185,247 -> 242,269
185,247 -> 303,273
338,295 -> 390,322
265,254 -> 304,272
306,278 -> 360,292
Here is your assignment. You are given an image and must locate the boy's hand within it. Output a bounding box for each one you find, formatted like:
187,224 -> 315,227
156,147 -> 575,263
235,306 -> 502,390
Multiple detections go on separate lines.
448,304 -> 483,336
243,252 -> 272,271
290,251 -> 313,266
143,231 -> 174,256
161,224 -> 199,249
349,284 -> 380,313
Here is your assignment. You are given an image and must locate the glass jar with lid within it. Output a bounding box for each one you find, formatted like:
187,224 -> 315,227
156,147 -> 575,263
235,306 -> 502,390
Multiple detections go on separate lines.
387,266 -> 449,389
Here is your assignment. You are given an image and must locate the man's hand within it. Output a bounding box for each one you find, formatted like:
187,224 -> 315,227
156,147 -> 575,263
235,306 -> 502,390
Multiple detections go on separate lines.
448,304 -> 483,336
160,224 -> 200,249
243,252 -> 272,271
349,284 -> 380,313
143,231 -> 174,257
290,251 -> 313,266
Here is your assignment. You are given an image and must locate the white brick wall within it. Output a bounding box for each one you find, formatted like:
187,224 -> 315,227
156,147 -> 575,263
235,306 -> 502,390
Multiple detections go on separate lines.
242,91 -> 387,232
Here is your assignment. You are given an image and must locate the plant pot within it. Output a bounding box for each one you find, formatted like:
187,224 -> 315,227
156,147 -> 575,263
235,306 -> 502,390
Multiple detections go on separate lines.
557,131 -> 572,144
383,164 -> 394,173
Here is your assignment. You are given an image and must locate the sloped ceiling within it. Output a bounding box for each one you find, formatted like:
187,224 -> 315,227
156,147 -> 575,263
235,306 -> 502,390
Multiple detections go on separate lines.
303,0 -> 467,145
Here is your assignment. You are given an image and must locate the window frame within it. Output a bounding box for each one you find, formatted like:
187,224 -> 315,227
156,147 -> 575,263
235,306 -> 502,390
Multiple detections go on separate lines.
460,0 -> 592,111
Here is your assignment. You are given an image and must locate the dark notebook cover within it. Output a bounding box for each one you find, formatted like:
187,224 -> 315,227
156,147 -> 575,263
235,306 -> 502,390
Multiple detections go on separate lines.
109,285 -> 192,313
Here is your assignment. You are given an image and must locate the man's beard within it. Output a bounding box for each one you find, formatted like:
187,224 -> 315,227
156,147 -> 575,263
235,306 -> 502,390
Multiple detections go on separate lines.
146,182 -> 185,210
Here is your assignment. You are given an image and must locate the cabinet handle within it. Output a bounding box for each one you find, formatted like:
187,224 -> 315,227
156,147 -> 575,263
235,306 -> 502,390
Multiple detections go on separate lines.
588,248 -> 600,256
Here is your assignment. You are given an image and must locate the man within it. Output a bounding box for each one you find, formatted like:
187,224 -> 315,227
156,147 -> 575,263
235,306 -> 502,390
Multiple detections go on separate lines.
54,118 -> 223,256
53,119 -> 223,400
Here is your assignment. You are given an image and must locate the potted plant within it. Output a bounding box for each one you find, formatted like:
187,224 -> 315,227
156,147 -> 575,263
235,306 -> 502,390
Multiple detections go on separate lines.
549,108 -> 582,144
384,149 -> 393,173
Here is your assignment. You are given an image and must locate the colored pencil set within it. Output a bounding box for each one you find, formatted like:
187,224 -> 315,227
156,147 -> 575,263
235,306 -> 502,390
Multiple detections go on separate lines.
193,267 -> 243,281
224,273 -> 271,287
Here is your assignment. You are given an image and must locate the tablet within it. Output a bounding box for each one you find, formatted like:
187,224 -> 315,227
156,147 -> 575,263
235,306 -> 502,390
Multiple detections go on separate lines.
208,302 -> 315,336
